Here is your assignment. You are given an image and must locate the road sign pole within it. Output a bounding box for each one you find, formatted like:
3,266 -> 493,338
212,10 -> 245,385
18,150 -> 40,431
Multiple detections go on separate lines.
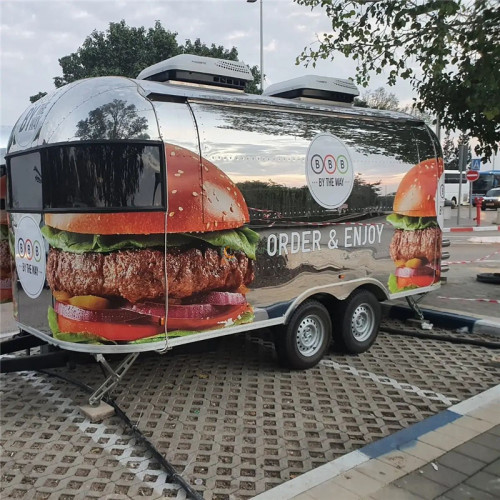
457,144 -> 468,224
469,181 -> 472,219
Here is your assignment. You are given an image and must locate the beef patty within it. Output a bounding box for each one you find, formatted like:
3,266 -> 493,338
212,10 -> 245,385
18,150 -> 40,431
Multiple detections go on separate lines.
46,247 -> 254,303
389,226 -> 441,263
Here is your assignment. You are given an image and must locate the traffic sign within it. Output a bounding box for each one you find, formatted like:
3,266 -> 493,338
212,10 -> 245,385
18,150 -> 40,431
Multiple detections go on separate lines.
471,158 -> 481,171
466,170 -> 480,182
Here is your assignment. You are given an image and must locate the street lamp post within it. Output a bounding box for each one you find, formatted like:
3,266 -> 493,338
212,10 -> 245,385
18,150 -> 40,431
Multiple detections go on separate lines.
247,0 -> 264,92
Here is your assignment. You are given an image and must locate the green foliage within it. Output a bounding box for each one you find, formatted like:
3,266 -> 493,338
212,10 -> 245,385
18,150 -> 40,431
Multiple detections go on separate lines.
246,66 -> 263,95
30,19 -> 261,102
295,0 -> 500,159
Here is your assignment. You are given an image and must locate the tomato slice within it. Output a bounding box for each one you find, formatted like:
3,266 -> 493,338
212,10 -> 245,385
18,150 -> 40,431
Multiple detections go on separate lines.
397,275 -> 436,289
57,315 -> 164,341
166,303 -> 250,331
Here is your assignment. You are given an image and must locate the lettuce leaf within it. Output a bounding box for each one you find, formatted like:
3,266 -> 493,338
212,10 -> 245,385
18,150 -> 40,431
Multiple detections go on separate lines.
387,273 -> 418,294
386,213 -> 438,231
41,225 -> 260,259
186,227 -> 259,260
41,226 -> 166,254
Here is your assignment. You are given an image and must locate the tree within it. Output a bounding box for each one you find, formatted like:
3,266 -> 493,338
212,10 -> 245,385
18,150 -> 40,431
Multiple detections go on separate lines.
442,131 -> 471,170
31,20 -> 261,101
442,131 -> 458,170
75,99 -> 149,140
355,87 -> 400,111
295,0 -> 500,160
355,87 -> 433,125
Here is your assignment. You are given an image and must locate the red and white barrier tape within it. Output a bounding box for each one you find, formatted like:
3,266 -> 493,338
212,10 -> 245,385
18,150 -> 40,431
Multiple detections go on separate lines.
438,296 -> 500,304
447,250 -> 500,265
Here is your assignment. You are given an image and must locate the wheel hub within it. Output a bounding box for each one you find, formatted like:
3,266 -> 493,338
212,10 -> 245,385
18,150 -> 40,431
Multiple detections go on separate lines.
351,304 -> 374,342
296,316 -> 323,356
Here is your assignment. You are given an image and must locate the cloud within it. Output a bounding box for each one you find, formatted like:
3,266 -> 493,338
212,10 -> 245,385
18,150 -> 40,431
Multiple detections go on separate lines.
0,0 -> 416,128
264,39 -> 277,52
226,30 -> 250,42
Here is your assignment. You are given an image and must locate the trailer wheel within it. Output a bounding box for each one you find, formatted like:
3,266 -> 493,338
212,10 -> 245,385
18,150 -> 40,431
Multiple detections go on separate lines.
337,290 -> 381,354
274,300 -> 331,369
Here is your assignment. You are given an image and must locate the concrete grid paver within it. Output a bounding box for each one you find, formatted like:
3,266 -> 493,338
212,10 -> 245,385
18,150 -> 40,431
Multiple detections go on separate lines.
1,322 -> 499,499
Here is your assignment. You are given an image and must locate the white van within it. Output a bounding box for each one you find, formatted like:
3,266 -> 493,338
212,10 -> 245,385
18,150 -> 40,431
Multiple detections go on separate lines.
444,169 -> 470,207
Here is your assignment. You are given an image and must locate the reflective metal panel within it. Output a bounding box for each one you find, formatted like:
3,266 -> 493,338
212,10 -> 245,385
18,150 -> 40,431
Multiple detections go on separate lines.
190,102 -> 419,218
190,102 -> 441,310
8,77 -> 161,154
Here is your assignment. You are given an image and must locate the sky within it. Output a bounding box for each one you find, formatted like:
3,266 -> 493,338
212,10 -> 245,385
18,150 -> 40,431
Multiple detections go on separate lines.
0,0 -> 417,135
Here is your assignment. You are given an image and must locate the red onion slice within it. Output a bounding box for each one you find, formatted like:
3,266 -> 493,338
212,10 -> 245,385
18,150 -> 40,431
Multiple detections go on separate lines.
122,301 -> 166,318
54,301 -> 142,323
197,292 -> 246,306
167,304 -> 217,318
395,266 -> 434,278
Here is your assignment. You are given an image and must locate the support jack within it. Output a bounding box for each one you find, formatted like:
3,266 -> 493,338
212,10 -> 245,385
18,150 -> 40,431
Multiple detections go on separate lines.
405,295 -> 433,330
88,353 -> 139,406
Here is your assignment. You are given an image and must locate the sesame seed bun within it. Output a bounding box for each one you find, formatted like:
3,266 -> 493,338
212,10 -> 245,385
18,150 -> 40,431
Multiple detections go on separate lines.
393,158 -> 443,217
45,144 -> 249,235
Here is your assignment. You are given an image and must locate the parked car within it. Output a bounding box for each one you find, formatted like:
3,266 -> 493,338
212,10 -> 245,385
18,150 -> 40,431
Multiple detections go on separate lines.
481,188 -> 500,210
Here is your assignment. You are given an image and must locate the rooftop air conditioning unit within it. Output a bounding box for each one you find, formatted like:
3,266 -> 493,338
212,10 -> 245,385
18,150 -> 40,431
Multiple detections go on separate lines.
137,54 -> 253,92
264,75 -> 359,106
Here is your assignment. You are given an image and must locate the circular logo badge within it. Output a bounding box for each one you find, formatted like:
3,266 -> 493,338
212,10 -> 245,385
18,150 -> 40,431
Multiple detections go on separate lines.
306,134 -> 354,209
15,215 -> 46,298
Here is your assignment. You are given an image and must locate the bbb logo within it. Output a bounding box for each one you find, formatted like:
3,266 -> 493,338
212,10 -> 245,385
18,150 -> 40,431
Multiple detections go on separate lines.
310,154 -> 349,175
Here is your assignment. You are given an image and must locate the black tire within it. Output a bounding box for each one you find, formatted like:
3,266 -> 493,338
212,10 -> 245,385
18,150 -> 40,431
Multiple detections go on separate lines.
476,273 -> 500,284
481,205 -> 486,211
337,290 -> 381,354
273,300 -> 332,370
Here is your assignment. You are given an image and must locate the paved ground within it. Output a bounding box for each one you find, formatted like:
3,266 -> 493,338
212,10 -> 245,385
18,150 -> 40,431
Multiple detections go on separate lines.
257,386 -> 500,500
1,319 -> 499,499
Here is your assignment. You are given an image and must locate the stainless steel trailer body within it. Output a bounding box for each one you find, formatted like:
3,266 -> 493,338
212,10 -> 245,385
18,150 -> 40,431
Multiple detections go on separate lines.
5,69 -> 445,372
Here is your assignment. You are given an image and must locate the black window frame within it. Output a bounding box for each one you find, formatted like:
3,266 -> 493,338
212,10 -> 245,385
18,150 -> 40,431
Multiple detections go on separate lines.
6,140 -> 166,213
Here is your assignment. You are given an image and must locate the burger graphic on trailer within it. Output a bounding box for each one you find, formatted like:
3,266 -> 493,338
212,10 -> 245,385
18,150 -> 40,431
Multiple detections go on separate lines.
387,159 -> 443,293
42,145 -> 258,342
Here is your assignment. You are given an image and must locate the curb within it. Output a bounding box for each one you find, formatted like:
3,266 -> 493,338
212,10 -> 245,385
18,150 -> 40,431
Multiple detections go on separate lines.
382,303 -> 500,338
252,385 -> 500,500
443,225 -> 499,232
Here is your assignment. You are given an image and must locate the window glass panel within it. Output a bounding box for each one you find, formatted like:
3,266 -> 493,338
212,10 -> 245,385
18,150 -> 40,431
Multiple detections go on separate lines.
9,152 -> 43,210
42,143 -> 163,210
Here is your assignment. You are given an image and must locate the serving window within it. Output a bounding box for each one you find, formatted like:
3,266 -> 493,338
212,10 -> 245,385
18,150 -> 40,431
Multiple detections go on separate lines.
7,142 -> 165,212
